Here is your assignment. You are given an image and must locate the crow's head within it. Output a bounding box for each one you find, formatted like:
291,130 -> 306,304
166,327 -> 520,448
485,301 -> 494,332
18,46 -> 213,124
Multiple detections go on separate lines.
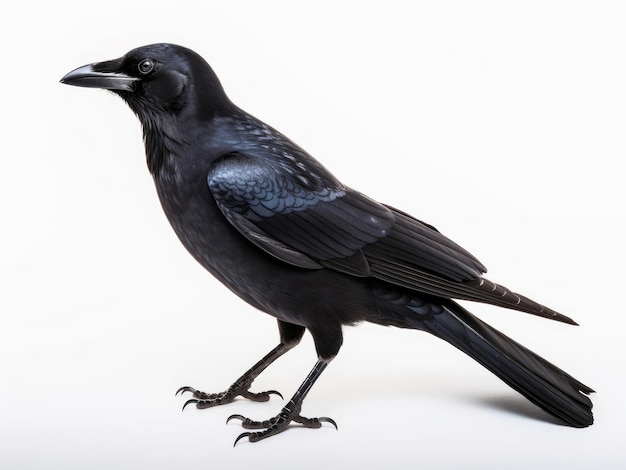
62,44 -> 237,174
61,43 -> 234,121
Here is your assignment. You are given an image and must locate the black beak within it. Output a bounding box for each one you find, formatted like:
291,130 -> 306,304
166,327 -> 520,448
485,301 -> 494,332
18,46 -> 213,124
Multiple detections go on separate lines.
60,62 -> 138,92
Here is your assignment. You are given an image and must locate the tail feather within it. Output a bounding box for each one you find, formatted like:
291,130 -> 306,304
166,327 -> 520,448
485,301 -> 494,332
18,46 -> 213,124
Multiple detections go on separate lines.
409,301 -> 593,427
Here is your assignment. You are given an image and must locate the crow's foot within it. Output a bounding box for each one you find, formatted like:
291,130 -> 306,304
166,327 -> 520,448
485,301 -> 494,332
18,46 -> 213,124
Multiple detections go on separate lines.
227,403 -> 337,445
176,384 -> 282,410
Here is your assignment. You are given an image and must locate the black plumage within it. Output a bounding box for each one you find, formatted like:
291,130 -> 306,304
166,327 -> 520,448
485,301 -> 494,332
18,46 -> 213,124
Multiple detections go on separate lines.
61,43 -> 593,443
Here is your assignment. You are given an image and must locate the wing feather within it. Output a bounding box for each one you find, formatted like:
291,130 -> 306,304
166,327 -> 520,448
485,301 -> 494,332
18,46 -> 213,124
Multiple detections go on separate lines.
207,152 -> 574,322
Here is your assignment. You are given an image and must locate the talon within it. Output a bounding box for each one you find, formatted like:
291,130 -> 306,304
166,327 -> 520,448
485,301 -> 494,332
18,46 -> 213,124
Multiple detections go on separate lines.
176,386 -> 196,397
226,414 -> 246,425
267,390 -> 284,400
241,389 -> 284,402
182,398 -> 198,411
319,417 -> 338,430
233,432 -> 251,447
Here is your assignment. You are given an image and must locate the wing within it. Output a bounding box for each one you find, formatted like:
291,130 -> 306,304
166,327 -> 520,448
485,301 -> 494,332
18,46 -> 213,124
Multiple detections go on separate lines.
208,152 -> 574,323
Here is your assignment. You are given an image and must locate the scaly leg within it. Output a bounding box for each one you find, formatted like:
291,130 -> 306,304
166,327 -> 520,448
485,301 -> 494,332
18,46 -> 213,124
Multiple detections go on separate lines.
177,321 -> 305,410
228,359 -> 337,445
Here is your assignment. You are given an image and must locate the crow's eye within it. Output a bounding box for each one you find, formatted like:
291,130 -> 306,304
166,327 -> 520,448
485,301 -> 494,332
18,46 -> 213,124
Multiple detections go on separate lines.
138,59 -> 155,75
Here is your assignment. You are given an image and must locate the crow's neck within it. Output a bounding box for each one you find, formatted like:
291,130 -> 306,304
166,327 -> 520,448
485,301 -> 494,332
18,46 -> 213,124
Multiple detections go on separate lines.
138,111 -> 185,177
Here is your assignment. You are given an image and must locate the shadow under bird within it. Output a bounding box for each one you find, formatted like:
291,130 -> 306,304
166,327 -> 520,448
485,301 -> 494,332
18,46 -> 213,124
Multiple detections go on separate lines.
61,43 -> 593,444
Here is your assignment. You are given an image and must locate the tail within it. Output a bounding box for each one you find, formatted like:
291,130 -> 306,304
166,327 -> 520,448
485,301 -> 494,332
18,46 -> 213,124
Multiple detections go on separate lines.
407,301 -> 594,427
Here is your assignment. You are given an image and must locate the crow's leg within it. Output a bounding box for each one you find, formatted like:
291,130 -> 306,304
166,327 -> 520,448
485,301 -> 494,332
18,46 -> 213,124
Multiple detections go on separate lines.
177,321 -> 305,410
227,359 -> 337,445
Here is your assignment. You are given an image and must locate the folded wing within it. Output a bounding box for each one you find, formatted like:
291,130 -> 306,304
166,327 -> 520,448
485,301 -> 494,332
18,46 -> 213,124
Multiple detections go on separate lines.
208,152 -> 575,324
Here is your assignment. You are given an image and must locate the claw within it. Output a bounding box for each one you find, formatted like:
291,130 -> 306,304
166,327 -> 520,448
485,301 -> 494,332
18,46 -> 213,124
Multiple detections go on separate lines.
182,399 -> 198,411
241,389 -> 284,402
226,414 -> 246,425
319,417 -> 338,430
233,432 -> 251,447
176,386 -> 196,397
267,390 -> 284,400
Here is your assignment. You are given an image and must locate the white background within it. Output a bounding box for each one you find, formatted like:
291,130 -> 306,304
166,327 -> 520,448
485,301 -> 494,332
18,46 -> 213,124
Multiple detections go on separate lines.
2,1 -> 625,468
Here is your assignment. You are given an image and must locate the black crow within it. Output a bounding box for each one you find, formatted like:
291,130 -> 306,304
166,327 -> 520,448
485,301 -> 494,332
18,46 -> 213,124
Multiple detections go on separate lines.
61,43 -> 593,444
